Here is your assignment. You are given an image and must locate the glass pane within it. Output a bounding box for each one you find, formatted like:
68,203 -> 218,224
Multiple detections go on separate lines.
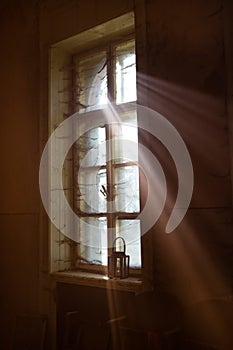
115,165 -> 140,213
75,51 -> 107,113
116,220 -> 141,267
112,126 -> 138,164
77,168 -> 107,213
112,108 -> 138,164
79,217 -> 107,265
115,40 -> 136,104
75,126 -> 106,167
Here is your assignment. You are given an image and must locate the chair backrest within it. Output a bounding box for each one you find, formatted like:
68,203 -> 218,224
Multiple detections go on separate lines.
11,314 -> 47,350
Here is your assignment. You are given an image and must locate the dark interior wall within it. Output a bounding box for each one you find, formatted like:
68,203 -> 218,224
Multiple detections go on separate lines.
40,0 -> 134,45
0,0 -> 40,349
143,0 -> 233,302
0,0 -> 232,348
143,0 -> 232,302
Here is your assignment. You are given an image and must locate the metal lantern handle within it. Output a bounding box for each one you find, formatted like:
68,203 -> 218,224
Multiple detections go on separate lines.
112,237 -> 126,254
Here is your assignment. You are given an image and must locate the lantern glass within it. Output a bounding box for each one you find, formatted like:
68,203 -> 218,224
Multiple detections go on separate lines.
108,238 -> 129,279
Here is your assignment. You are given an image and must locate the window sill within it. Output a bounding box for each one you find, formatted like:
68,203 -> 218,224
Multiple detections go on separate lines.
50,271 -> 142,293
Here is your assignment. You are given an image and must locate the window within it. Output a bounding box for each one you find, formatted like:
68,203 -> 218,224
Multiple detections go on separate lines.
49,13 -> 141,278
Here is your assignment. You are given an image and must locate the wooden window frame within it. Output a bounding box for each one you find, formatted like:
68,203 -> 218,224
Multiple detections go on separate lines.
48,12 -> 142,281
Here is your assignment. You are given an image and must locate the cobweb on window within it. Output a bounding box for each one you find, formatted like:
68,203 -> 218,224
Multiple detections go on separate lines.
74,51 -> 107,113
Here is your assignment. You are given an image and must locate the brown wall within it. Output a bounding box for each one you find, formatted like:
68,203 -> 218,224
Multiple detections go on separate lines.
0,0 -> 40,349
0,0 -> 232,348
143,0 -> 232,302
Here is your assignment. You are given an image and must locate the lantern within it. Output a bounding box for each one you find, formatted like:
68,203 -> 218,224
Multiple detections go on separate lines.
108,237 -> 130,279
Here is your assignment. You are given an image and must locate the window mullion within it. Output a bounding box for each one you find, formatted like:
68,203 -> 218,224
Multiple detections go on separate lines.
107,44 -> 115,102
106,44 -> 117,255
106,124 -> 116,256
69,56 -> 78,269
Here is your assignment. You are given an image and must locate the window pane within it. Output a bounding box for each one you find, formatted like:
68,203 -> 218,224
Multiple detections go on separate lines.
77,168 -> 107,213
115,40 -> 136,104
79,217 -> 107,265
116,220 -> 141,267
75,51 -> 107,113
111,108 -> 138,164
75,126 -> 106,167
115,165 -> 140,213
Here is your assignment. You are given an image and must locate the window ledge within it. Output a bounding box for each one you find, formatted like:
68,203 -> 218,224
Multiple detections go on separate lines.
51,271 -> 142,293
